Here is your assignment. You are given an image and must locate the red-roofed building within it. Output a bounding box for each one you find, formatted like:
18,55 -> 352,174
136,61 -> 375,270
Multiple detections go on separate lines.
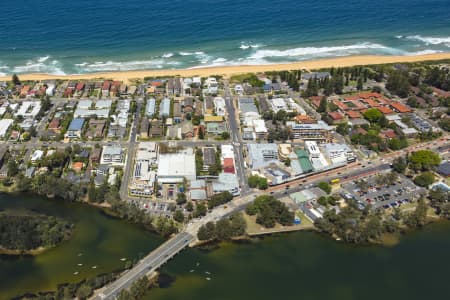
363,98 -> 380,108
76,83 -> 85,91
346,111 -> 362,119
358,92 -> 383,99
390,102 -> 412,113
294,114 -> 314,123
327,111 -> 346,124
343,95 -> 360,101
431,87 -> 450,98
48,118 -> 61,132
379,129 -> 397,140
377,106 -> 395,115
333,99 -> 349,111
223,158 -> 235,174
351,100 -> 367,110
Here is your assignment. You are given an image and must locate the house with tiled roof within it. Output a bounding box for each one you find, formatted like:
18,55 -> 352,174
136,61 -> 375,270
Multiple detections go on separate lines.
377,106 -> 395,115
390,102 -> 412,113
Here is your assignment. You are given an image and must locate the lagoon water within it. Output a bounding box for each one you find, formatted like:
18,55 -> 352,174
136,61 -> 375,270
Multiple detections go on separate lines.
1,193 -> 450,299
1,0 -> 450,75
0,193 -> 163,299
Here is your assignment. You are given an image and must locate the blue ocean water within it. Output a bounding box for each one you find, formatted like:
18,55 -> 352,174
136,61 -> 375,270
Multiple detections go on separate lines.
0,0 -> 449,75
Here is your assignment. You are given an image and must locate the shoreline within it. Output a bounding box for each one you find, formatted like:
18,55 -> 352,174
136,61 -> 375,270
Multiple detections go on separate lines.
1,53 -> 450,83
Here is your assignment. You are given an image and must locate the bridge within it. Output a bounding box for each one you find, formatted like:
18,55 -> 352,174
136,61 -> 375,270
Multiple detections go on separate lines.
94,232 -> 195,300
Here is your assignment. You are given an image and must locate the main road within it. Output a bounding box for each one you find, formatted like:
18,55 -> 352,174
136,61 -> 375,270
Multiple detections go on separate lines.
223,79 -> 249,195
95,232 -> 194,300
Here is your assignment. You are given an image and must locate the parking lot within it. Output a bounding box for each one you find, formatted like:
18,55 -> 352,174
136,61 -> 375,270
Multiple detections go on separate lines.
342,172 -> 426,209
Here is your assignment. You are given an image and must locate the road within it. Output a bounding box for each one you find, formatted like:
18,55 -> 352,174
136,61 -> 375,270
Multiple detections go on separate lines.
95,232 -> 194,300
223,79 -> 249,195
119,100 -> 142,200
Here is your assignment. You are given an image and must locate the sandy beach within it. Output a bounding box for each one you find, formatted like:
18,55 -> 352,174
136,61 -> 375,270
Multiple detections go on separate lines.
1,53 -> 450,83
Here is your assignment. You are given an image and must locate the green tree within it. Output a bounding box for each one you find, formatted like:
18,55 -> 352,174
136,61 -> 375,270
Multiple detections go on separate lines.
404,198 -> 428,228
198,221 -> 216,240
176,192 -> 187,205
363,108 -> 383,123
194,202 -> 207,217
318,182 -> 332,194
185,201 -> 194,212
221,132 -> 230,140
7,160 -> 19,177
409,150 -> 441,172
357,76 -> 364,90
75,284 -> 92,300
317,96 -> 328,113
392,157 -> 407,173
173,209 -> 184,223
12,74 -> 20,85
413,172 -> 435,187
386,70 -> 410,98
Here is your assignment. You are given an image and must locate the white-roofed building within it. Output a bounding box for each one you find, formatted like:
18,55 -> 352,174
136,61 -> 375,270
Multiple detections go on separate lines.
31,150 -> 44,162
157,149 -> 196,183
77,100 -> 92,109
101,145 -> 124,165
95,100 -> 112,109
212,173 -> 240,196
15,101 -> 41,118
269,98 -> 288,112
136,142 -> 159,165
146,98 -> 156,117
213,97 -> 226,116
159,98 -> 171,117
324,143 -> 355,165
247,143 -> 278,170
305,141 -> 321,158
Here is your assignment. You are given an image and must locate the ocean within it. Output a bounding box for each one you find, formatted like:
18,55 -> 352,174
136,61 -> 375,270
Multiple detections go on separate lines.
1,0 -> 450,75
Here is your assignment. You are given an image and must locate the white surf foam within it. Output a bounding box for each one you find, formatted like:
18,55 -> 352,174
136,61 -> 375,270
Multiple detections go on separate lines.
77,59 -> 165,72
11,58 -> 66,75
248,42 -> 401,59
404,35 -> 450,47
405,49 -> 443,56
240,42 -> 263,50
37,55 -> 50,63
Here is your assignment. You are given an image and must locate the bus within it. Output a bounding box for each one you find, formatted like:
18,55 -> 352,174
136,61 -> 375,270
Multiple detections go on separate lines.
330,178 -> 340,184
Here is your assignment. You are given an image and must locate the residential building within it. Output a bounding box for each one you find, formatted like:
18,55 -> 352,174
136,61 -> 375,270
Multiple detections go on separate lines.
149,119 -> 164,137
66,118 -> 85,139
213,97 -> 226,116
287,121 -> 332,142
146,98 -> 156,117
159,98 -> 171,117
100,145 -> 124,165
0,119 -> 13,138
173,101 -> 183,123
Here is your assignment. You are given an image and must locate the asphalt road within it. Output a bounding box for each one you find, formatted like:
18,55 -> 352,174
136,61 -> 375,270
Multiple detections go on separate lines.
223,80 -> 248,195
95,232 -> 194,300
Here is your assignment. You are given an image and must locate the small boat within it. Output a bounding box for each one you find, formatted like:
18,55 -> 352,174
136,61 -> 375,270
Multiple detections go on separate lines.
73,272 -> 79,275
92,266 -> 97,269
77,263 -> 83,266
206,277 -> 211,281
120,258 -> 126,261
196,262 -> 200,267
205,271 -> 210,275
77,253 -> 83,257
189,269 -> 194,273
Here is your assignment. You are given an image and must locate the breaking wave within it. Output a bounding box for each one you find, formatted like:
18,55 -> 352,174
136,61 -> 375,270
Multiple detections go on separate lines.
402,35 -> 450,47
248,42 -> 403,59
